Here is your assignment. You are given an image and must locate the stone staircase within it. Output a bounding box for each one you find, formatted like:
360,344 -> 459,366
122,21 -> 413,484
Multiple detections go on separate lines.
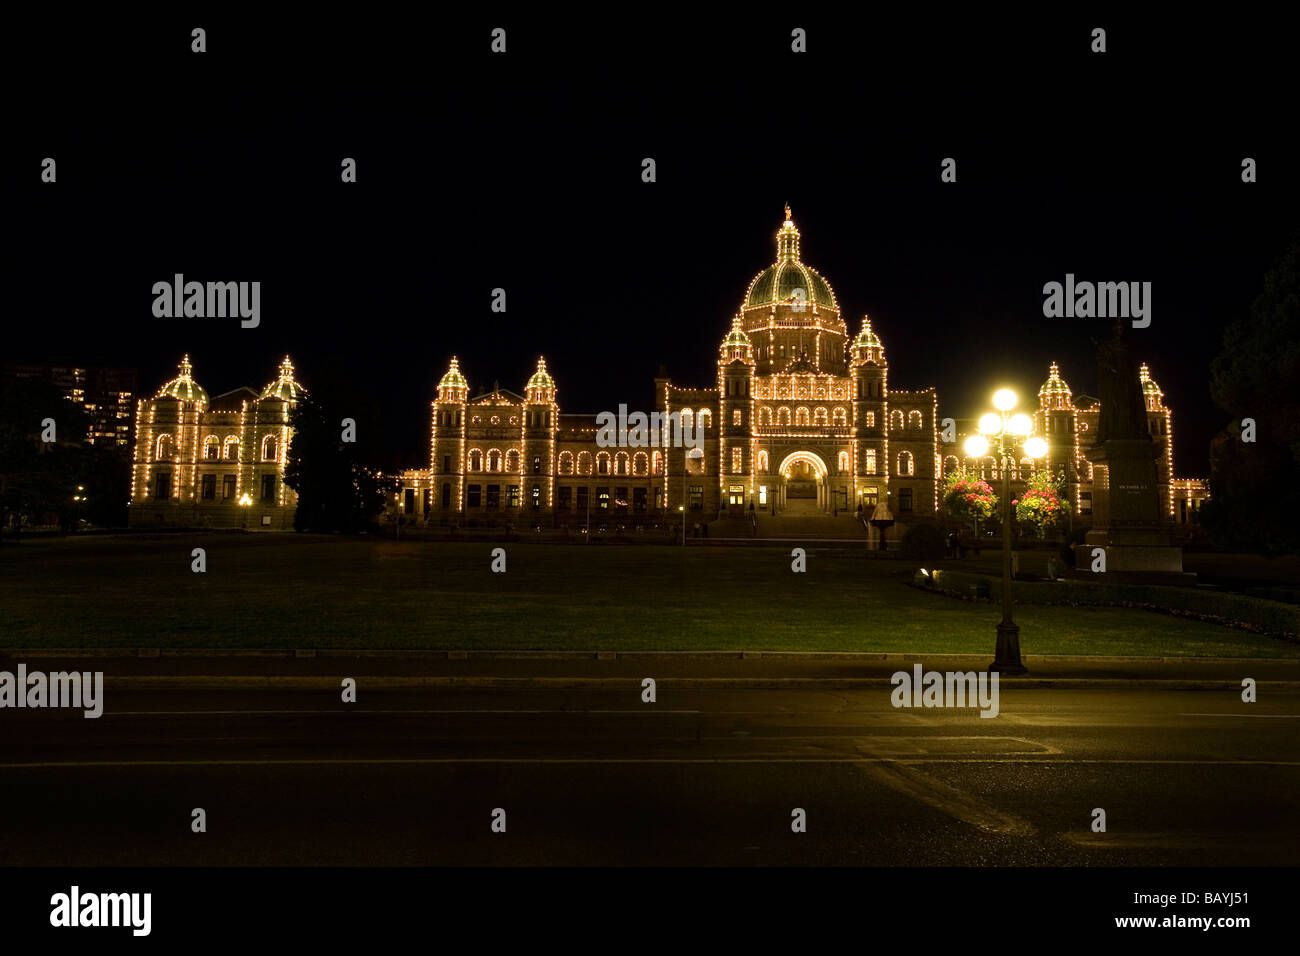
708,512 -> 872,540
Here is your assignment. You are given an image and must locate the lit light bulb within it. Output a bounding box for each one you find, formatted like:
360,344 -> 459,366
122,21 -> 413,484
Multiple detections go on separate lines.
978,413 -> 1003,436
1007,413 -> 1033,436
964,435 -> 989,457
1024,436 -> 1049,459
993,388 -> 1017,411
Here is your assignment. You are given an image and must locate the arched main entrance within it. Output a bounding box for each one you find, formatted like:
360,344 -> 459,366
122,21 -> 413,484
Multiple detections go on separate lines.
776,451 -> 830,514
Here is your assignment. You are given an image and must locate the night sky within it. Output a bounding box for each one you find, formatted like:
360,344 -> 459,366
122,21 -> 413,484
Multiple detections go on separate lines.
6,13 -> 1297,473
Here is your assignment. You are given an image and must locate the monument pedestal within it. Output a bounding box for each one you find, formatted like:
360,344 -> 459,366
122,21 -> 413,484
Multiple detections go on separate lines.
1080,438 -> 1193,582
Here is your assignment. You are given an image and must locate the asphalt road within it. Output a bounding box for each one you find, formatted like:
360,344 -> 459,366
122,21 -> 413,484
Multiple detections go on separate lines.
2,681 -> 1298,865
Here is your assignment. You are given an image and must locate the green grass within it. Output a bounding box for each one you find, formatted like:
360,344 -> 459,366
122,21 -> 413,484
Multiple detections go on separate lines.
2,535 -> 1296,658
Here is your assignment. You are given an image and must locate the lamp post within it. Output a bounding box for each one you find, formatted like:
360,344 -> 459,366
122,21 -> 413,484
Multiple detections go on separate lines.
679,504 -> 686,546
963,388 -> 1049,675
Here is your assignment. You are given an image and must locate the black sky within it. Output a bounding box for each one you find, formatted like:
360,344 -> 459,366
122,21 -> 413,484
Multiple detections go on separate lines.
6,13 -> 1297,473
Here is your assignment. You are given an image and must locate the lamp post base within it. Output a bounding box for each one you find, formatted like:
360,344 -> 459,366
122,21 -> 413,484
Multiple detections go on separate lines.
990,622 -> 1028,675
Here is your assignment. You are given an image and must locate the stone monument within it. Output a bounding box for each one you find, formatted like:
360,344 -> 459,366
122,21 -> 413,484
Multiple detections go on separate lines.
1075,321 -> 1189,578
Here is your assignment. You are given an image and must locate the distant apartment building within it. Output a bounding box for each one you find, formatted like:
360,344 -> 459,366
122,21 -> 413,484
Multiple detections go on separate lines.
3,362 -> 138,446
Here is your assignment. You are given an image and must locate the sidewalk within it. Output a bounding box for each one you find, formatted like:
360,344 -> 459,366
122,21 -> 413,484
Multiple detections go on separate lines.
2,648 -> 1295,689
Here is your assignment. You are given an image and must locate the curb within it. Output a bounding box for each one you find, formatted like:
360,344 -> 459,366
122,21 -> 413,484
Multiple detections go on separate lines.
3,649 -> 1296,665
97,676 -> 1300,691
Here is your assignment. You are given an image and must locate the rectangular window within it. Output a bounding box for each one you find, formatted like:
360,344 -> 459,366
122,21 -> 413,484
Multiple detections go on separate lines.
442,483 -> 452,509
201,474 -> 216,500
732,447 -> 742,473
633,487 -> 647,513
862,486 -> 878,507
864,449 -> 877,475
404,488 -> 416,514
486,485 -> 500,510
689,485 -> 703,511
261,474 -> 275,502
443,455 -> 451,474
576,487 -> 589,514
467,484 -> 481,508
508,485 -> 520,508
154,473 -> 171,500
654,487 -> 662,511
1080,491 -> 1093,514
732,410 -> 742,426
728,484 -> 744,506
615,487 -> 629,514
597,487 -> 610,511
222,475 -> 236,500
531,485 -> 541,510
558,486 -> 572,511
759,485 -> 767,506
533,456 -> 541,475
899,488 -> 913,512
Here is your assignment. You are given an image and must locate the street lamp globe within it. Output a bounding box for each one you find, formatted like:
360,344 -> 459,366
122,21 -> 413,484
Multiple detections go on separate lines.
1007,413 -> 1033,436
993,388 -> 1017,411
978,413 -> 1003,436
964,434 -> 989,457
1024,436 -> 1049,459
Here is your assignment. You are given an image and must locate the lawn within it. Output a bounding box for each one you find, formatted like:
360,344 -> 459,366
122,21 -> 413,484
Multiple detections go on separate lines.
1,534 -> 1296,658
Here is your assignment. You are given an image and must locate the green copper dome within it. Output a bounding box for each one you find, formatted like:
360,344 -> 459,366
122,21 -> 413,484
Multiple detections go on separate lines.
439,357 -> 469,391
157,355 -> 207,403
527,357 -> 555,391
742,206 -> 838,311
260,356 -> 306,402
852,318 -> 882,350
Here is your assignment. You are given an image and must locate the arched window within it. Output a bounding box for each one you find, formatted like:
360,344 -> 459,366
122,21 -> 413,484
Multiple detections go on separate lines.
633,452 -> 648,477
832,407 -> 846,426
470,449 -> 483,472
814,407 -> 828,426
488,449 -> 502,472
865,411 -> 876,427
505,449 -> 519,473
907,410 -> 923,430
796,407 -> 810,426
577,451 -> 592,476
697,409 -> 712,430
559,452 -> 574,475
261,435 -> 277,461
615,452 -> 629,476
759,406 -> 772,426
223,437 -> 240,460
757,450 -> 769,472
680,409 -> 694,432
597,451 -> 610,475
898,451 -> 914,476
942,455 -> 960,477
982,456 -> 998,480
838,451 -> 850,473
204,436 -> 219,460
156,434 -> 175,460
652,450 -> 663,475
890,410 -> 904,431
777,407 -> 791,426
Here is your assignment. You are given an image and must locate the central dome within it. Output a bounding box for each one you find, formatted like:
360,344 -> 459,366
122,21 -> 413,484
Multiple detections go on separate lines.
742,206 -> 838,311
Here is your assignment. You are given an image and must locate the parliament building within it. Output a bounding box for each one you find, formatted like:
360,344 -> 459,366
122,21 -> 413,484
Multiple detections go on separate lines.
393,207 -> 1208,535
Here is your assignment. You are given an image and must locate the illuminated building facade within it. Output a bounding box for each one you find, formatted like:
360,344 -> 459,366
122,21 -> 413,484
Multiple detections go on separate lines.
946,361 -> 1209,526
396,208 -> 939,528
127,355 -> 305,529
3,362 -> 137,446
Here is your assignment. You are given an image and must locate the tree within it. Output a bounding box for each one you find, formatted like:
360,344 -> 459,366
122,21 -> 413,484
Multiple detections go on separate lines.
282,369 -> 387,533
0,376 -> 93,540
942,466 -> 997,529
1201,237 -> 1300,553
1013,469 -> 1071,538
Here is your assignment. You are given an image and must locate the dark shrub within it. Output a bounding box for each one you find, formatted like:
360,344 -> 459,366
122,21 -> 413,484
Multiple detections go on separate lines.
901,523 -> 946,560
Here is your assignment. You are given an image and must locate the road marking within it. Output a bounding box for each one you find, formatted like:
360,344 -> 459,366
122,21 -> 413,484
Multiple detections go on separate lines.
1179,713 -> 1300,718
1061,832 -> 1270,849
6,757 -> 1299,769
857,761 -> 1038,836
105,709 -> 705,716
